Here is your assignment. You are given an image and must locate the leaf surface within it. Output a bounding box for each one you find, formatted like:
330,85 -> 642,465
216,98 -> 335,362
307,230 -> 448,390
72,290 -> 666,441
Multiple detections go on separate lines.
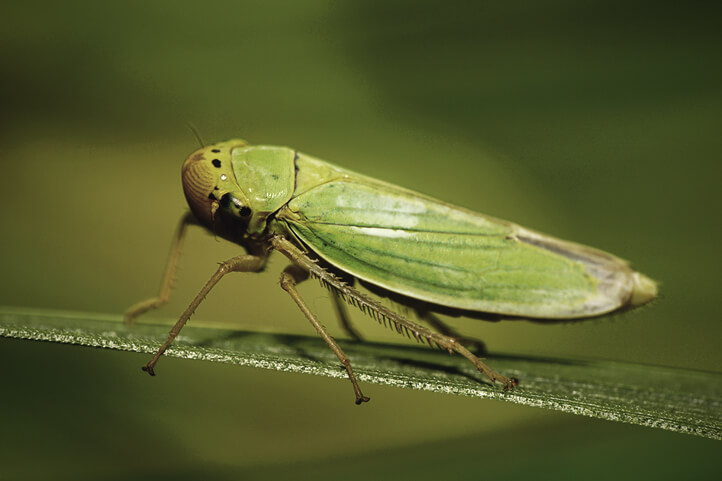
1,307 -> 719,440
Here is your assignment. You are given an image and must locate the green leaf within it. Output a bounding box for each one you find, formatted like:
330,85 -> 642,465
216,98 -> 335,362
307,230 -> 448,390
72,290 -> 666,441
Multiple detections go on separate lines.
1,306 -> 720,440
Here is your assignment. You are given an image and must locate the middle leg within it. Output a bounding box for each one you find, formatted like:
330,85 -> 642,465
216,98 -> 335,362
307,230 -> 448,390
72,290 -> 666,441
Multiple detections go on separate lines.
279,264 -> 370,405
331,293 -> 363,341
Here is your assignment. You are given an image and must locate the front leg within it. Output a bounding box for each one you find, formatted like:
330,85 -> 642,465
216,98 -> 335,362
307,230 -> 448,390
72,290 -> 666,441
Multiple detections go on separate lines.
143,253 -> 267,375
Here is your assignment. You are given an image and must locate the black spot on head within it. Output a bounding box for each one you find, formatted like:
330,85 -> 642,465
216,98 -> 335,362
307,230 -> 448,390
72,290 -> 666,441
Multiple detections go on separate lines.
211,149 -> 221,153
214,186 -> 219,190
212,159 -> 222,168
239,206 -> 252,217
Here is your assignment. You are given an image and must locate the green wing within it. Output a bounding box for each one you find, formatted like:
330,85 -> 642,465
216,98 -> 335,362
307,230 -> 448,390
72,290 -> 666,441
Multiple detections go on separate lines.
279,179 -> 636,319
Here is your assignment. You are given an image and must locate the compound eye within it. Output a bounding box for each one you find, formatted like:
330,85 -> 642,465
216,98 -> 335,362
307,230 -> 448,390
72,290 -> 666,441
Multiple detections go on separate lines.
220,193 -> 252,218
182,151 -> 217,224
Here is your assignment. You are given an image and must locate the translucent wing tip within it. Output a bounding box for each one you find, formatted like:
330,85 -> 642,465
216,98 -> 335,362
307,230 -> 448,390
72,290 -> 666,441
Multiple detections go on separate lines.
628,272 -> 658,307
515,227 -> 658,316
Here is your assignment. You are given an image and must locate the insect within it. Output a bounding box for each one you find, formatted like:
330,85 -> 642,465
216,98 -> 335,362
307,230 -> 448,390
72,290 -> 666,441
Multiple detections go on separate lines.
126,139 -> 658,404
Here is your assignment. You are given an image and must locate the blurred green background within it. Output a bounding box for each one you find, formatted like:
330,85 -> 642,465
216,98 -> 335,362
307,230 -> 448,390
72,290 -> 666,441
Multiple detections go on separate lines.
1,1 -> 720,479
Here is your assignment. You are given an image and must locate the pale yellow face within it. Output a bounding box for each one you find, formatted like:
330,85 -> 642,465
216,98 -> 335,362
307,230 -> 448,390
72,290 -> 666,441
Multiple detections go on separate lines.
181,139 -> 249,226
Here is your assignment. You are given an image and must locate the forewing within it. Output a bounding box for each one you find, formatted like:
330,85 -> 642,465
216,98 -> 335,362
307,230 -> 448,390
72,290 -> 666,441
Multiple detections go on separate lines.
280,179 -> 631,318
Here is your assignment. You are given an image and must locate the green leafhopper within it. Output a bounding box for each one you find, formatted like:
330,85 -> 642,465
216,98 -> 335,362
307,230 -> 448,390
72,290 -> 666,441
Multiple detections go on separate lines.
127,139 -> 658,404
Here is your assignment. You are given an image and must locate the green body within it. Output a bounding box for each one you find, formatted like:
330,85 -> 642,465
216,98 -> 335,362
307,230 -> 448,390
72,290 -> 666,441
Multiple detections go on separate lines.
183,139 -> 657,320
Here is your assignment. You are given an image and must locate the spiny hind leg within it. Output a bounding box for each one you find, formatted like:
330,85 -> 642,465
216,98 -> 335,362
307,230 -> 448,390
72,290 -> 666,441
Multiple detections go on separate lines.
419,311 -> 487,356
279,264 -> 370,405
272,235 -> 517,390
452,342 -> 518,390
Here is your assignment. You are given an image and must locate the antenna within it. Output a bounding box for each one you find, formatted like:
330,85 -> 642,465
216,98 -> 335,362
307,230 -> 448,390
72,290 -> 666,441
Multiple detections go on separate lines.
186,121 -> 205,148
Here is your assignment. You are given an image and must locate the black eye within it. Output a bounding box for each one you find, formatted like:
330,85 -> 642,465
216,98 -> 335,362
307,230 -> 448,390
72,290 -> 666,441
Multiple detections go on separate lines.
219,193 -> 251,217
219,193 -> 231,209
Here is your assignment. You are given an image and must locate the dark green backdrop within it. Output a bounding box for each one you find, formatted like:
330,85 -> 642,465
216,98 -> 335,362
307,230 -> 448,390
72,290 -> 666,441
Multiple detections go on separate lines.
1,1 -> 720,479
